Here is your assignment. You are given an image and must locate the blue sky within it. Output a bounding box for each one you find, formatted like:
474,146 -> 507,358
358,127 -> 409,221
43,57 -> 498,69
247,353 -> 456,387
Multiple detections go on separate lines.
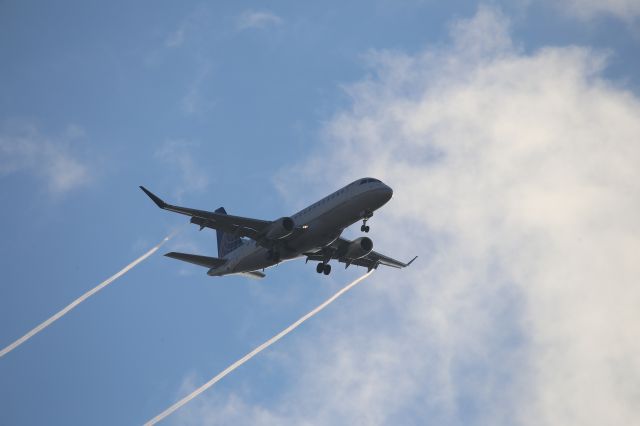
1,1 -> 640,425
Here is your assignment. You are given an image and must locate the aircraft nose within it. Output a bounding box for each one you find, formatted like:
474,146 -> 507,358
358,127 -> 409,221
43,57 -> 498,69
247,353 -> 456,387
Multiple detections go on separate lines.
383,185 -> 393,201
377,184 -> 393,204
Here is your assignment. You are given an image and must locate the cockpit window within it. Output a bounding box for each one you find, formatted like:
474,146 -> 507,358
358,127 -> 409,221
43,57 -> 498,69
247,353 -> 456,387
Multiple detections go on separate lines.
359,178 -> 381,185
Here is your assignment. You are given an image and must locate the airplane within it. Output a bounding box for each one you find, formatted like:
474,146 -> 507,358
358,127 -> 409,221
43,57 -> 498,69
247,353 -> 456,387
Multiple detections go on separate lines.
140,178 -> 416,279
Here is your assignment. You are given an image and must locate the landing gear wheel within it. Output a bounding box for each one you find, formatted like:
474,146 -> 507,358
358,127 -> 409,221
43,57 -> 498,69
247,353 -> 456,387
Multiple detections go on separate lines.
361,212 -> 372,233
316,263 -> 324,274
323,264 -> 332,275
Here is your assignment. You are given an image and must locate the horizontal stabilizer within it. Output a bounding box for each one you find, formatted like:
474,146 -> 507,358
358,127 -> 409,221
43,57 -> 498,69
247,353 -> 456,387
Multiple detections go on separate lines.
165,252 -> 227,269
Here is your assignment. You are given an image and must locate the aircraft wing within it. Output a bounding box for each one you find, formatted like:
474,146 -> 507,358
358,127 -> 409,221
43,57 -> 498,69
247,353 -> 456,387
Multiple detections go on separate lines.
305,237 -> 417,271
356,250 -> 418,269
140,186 -> 271,240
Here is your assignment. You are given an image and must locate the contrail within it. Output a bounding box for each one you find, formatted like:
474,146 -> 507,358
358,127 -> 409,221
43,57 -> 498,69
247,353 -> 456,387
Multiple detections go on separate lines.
0,229 -> 181,359
145,270 -> 374,426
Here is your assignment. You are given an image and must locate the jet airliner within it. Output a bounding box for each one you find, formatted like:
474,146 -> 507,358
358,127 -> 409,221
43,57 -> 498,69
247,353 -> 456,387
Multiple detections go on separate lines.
140,178 -> 416,278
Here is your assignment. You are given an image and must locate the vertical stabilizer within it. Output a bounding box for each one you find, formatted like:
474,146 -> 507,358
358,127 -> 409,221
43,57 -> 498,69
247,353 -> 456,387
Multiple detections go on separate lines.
215,207 -> 242,257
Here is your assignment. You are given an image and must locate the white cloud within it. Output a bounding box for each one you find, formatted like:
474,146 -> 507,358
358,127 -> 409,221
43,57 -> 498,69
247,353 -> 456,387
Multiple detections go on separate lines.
236,10 -> 283,31
163,5 -> 211,49
154,140 -> 209,201
165,28 -> 185,48
174,6 -> 640,426
180,61 -> 214,116
560,0 -> 640,21
0,123 -> 92,194
173,374 -> 286,425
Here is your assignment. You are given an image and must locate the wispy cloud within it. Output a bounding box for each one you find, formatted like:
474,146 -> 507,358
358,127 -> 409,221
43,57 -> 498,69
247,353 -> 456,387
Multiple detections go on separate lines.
163,4 -> 211,49
560,0 -> 640,21
177,6 -> 640,425
165,28 -> 185,48
180,61 -> 214,116
236,10 -> 283,31
0,123 -> 92,195
154,140 -> 209,201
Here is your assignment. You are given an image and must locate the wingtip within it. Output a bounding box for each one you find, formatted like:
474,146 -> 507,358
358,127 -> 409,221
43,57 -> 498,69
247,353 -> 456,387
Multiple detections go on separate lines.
406,256 -> 418,267
139,186 -> 166,208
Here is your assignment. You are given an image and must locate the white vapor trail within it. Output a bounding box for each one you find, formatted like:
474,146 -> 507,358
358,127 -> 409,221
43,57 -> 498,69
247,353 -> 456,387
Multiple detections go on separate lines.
0,229 -> 180,359
145,270 -> 375,425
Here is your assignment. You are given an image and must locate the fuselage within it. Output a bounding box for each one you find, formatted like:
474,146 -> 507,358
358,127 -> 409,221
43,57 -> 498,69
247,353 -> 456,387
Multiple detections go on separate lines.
208,178 -> 393,276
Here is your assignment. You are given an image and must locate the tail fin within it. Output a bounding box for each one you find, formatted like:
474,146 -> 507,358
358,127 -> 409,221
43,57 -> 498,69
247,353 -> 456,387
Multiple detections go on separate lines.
215,207 -> 243,257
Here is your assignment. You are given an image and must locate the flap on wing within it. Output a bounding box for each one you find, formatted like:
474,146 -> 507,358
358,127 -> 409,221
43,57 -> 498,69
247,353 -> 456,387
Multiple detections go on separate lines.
165,252 -> 227,269
240,270 -> 266,279
190,217 -> 263,240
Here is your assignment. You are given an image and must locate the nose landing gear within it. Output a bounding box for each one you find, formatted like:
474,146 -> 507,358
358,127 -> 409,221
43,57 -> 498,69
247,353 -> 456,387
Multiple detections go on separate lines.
361,211 -> 372,233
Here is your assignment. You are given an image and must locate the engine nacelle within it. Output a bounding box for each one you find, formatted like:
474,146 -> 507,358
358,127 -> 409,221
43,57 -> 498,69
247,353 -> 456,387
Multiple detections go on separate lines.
265,217 -> 295,239
345,237 -> 373,259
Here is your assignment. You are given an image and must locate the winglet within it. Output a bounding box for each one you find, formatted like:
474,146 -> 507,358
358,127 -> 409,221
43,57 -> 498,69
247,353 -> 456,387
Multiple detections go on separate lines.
139,186 -> 167,209
406,256 -> 418,267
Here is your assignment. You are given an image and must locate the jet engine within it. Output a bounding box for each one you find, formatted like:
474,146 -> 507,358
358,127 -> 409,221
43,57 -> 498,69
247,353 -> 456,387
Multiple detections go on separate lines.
265,217 -> 295,239
345,237 -> 373,259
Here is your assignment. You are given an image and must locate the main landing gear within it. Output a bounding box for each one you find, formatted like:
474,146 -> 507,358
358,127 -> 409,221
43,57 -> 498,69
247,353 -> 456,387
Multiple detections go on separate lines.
316,262 -> 331,275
